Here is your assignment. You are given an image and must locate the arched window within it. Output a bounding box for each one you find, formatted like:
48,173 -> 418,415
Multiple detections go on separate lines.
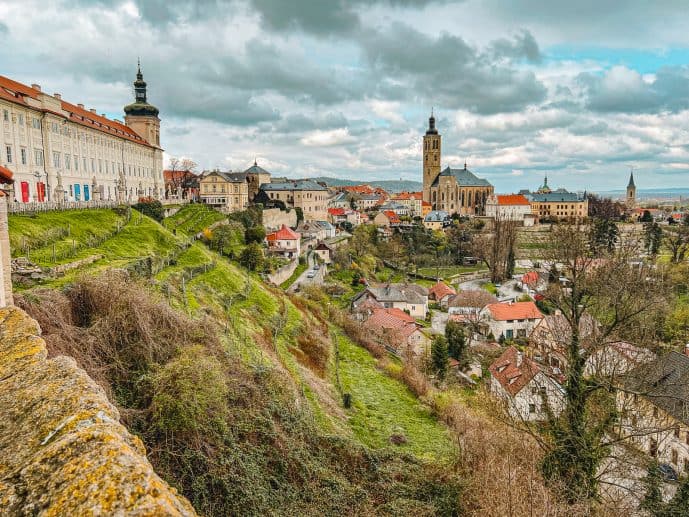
432,191 -> 436,202
441,192 -> 445,201
461,191 -> 465,206
468,191 -> 473,206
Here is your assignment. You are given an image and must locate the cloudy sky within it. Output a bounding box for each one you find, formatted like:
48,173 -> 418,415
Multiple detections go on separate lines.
2,0 -> 689,192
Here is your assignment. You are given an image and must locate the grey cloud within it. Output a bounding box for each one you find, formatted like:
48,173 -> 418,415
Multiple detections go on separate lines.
490,30 -> 541,63
248,0 -> 462,35
581,65 -> 689,113
362,23 -> 547,113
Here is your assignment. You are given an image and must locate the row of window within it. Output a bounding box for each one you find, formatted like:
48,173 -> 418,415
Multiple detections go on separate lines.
3,108 -> 153,161
3,144 -> 156,178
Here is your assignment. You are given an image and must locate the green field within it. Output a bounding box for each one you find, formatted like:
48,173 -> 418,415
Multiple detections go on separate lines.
416,264 -> 485,279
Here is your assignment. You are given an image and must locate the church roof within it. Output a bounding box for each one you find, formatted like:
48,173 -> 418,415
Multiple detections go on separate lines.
628,171 -> 635,188
244,161 -> 271,176
528,191 -> 585,202
432,166 -> 492,187
261,180 -> 327,191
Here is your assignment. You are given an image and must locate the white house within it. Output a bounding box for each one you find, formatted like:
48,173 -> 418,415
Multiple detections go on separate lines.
489,346 -> 565,422
485,194 -> 533,222
266,224 -> 300,259
617,350 -> 689,473
480,301 -> 544,340
351,283 -> 429,319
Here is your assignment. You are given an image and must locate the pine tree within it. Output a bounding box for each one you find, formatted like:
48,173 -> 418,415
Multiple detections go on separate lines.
431,335 -> 449,380
445,320 -> 466,362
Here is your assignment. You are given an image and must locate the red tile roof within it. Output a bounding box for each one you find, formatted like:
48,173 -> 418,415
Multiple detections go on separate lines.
489,346 -> 541,396
521,271 -> 539,286
422,201 -> 432,207
392,191 -> 423,201
0,75 -> 155,148
485,301 -> 543,321
267,224 -> 299,241
328,208 -> 346,216
0,165 -> 14,184
383,210 -> 401,224
366,308 -> 419,339
428,281 -> 456,300
496,194 -> 530,206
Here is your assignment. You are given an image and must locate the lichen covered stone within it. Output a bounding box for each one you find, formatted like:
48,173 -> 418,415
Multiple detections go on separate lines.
0,306 -> 197,516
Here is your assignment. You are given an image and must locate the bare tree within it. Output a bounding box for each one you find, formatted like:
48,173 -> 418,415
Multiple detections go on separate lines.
664,225 -> 689,263
473,216 -> 519,283
520,224 -> 668,503
166,157 -> 198,198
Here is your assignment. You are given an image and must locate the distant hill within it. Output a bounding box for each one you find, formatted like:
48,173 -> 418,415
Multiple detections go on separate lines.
310,176 -> 423,193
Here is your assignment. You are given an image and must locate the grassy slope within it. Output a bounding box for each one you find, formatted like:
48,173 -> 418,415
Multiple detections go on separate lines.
163,204 -> 227,237
10,209 -> 182,288
334,331 -> 451,460
8,208 -> 452,462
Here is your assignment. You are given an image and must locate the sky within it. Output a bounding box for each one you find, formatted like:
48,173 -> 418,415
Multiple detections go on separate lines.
2,0 -> 689,192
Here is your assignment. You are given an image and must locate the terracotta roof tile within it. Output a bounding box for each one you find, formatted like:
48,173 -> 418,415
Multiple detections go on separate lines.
0,75 -> 155,148
485,301 -> 543,321
267,224 -> 299,241
489,346 -> 541,396
497,194 -> 531,206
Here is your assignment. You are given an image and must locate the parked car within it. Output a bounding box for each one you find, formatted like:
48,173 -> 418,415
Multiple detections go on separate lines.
313,264 -> 320,270
306,271 -> 316,279
658,463 -> 679,482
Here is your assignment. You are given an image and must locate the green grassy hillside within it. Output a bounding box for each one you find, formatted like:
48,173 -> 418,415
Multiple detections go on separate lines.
10,207 -> 462,516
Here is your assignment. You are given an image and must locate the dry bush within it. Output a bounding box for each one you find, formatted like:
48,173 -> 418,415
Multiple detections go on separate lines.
17,270 -> 221,406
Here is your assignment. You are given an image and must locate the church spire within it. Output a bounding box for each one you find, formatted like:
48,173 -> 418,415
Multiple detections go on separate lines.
426,109 -> 438,135
124,60 -> 159,117
628,170 -> 635,188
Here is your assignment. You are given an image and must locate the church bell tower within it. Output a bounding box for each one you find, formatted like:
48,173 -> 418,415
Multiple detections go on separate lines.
422,110 -> 441,203
124,60 -> 161,147
626,170 -> 636,208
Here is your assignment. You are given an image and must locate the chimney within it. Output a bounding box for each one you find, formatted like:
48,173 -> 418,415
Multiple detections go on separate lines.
101,113 -> 106,118
516,351 -> 523,367
89,108 -> 97,114
77,103 -> 84,109
53,93 -> 61,100
684,344 -> 689,357
31,83 -> 41,91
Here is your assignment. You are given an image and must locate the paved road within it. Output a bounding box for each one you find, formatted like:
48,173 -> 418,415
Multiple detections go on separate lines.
457,276 -> 524,301
287,252 -> 326,293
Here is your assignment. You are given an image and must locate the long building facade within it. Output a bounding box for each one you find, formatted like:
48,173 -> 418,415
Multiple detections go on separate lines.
421,113 -> 493,216
0,66 -> 163,204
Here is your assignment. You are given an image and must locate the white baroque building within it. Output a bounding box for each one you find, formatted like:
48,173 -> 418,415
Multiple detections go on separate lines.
0,64 -> 163,204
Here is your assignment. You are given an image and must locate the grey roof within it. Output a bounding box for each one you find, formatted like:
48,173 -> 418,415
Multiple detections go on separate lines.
260,180 -> 327,191
623,351 -> 689,425
359,193 -> 382,200
355,283 -> 428,305
432,166 -> 492,187
424,210 -> 450,222
244,162 -> 271,175
378,201 -> 407,211
527,191 -> 585,202
201,170 -> 247,183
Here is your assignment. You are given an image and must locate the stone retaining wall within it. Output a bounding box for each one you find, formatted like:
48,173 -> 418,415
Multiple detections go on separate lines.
0,306 -> 197,516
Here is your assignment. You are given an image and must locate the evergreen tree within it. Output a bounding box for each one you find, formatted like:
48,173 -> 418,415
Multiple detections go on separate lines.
244,225 -> 266,244
431,335 -> 449,380
589,217 -> 619,253
445,320 -> 466,362
640,209 -> 653,222
643,221 -> 663,255
639,464 -> 664,515
239,242 -> 264,271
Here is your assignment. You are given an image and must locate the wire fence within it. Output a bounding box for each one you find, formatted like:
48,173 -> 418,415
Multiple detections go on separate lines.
8,200 -> 122,214
19,208 -> 133,264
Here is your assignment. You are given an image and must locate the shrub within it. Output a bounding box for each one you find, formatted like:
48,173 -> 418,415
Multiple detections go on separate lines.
151,345 -> 229,435
133,197 -> 164,222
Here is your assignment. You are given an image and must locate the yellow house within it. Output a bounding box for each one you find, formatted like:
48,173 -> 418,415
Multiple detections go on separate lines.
199,170 -> 249,213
